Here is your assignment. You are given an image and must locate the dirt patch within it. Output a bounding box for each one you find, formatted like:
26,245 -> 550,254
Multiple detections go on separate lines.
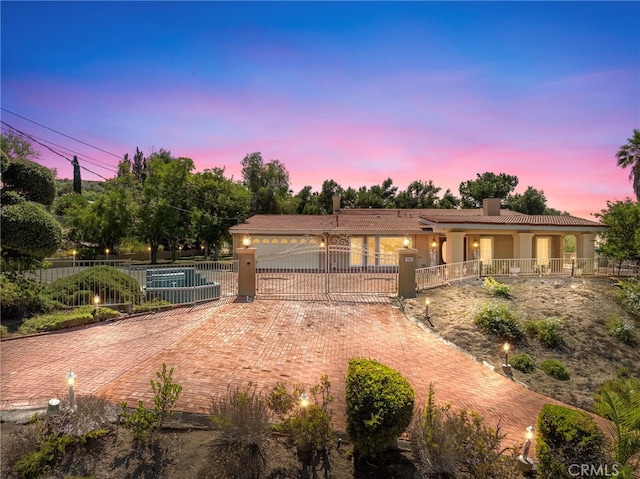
403,276 -> 640,412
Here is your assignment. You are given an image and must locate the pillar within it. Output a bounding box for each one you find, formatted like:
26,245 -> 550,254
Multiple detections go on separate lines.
444,232 -> 466,264
513,232 -> 534,274
398,248 -> 418,299
576,233 -> 596,273
237,247 -> 257,297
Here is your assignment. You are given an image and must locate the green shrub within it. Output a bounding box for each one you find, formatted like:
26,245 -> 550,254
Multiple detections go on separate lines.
0,275 -> 56,322
594,376 -> 640,417
1,325 -> 8,338
525,317 -> 564,348
474,302 -> 524,342
510,352 -> 536,373
541,359 -> 570,380
411,384 -> 520,478
618,278 -> 640,319
17,306 -> 119,335
48,265 -> 142,307
606,316 -> 637,345
120,363 -> 182,443
536,404 -> 609,479
482,277 -> 512,298
346,358 -> 415,458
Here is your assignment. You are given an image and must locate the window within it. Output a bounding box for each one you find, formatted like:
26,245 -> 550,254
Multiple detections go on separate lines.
480,237 -> 493,263
350,237 -> 364,266
379,237 -> 403,265
536,237 -> 550,266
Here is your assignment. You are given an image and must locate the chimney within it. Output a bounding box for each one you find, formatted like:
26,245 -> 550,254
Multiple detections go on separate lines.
482,198 -> 501,216
332,194 -> 341,213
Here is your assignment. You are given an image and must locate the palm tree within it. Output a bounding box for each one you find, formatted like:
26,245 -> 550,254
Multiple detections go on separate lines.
616,129 -> 640,201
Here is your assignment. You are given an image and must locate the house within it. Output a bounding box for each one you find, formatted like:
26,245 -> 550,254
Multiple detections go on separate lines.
229,197 -> 606,274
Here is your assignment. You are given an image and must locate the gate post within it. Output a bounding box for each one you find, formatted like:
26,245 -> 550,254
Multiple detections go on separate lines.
237,247 -> 257,297
398,248 -> 418,299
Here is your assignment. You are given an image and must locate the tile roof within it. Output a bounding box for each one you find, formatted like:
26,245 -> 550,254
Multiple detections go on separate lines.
230,208 -> 605,234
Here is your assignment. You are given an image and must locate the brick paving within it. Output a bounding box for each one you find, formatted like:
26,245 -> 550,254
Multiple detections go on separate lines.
1,295 -> 577,457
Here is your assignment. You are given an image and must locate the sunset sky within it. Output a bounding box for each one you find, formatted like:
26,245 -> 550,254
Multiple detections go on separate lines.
2,1 -> 638,219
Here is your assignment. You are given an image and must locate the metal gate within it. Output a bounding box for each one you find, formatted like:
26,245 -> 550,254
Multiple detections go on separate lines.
256,236 -> 398,295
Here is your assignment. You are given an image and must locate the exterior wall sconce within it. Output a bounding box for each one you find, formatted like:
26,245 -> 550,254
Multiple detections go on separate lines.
431,239 -> 437,248
66,370 -> 77,409
320,240 -> 326,248
473,240 -> 479,249
242,235 -> 252,248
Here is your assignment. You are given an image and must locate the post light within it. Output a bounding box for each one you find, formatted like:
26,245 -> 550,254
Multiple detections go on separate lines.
299,392 -> 309,409
425,298 -> 434,327
242,235 -> 251,248
105,248 -> 110,261
503,342 -> 510,365
72,249 -> 77,267
93,295 -> 100,319
66,370 -> 76,409
403,236 -> 410,248
518,425 -> 535,471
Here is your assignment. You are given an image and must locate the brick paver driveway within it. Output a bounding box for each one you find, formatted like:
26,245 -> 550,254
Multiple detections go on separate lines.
1,295 -> 568,453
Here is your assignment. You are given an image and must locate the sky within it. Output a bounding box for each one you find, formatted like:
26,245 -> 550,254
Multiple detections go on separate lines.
1,1 -> 639,220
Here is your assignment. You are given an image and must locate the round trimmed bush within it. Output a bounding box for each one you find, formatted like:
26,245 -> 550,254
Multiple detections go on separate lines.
346,358 -> 415,458
510,352 -> 536,373
541,359 -> 570,380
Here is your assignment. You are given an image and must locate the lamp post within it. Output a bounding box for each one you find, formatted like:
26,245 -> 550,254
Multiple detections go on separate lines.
503,342 -> 510,366
66,370 -> 76,409
518,425 -> 535,471
93,294 -> 100,320
425,298 -> 434,327
105,248 -> 110,261
242,235 -> 251,248
72,249 -> 76,268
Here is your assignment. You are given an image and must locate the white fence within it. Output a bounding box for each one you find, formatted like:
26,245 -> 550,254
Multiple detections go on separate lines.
416,260 -> 481,291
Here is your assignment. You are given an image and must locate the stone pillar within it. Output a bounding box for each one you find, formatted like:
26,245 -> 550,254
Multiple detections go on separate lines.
576,233 -> 596,273
237,247 -> 257,297
514,232 -> 534,274
398,248 -> 418,299
444,232 -> 466,264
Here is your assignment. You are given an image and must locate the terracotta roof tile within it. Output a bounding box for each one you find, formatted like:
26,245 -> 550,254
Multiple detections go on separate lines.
420,213 -> 604,227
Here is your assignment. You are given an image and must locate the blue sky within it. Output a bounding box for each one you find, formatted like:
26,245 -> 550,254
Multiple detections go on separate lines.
2,1 -> 639,218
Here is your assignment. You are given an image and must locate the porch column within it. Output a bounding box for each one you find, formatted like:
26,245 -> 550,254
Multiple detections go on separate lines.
576,233 -> 596,273
237,247 -> 257,297
398,248 -> 418,299
444,232 -> 466,264
514,232 -> 534,274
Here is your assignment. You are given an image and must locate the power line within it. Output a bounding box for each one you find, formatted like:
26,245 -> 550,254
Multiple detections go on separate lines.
1,121 -> 110,181
1,107 -> 124,160
0,125 -> 118,174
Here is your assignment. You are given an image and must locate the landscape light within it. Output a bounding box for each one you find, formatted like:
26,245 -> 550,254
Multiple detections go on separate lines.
518,425 -> 535,471
425,298 -> 434,327
299,392 -> 309,409
66,370 -> 76,409
503,342 -> 510,365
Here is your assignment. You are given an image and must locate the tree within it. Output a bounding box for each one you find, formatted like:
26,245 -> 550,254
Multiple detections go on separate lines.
241,152 -> 291,214
72,155 -> 82,194
395,180 -> 441,209
616,129 -> 640,201
506,186 -> 547,215
0,132 -> 41,163
595,199 -> 640,266
138,153 -> 194,263
459,172 -> 519,208
318,179 -> 344,213
191,168 -> 250,259
293,186 -> 322,214
355,178 -> 398,208
1,157 -> 56,206
437,189 -> 461,209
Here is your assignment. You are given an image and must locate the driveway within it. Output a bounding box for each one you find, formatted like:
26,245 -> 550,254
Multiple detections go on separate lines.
1,295 -> 569,453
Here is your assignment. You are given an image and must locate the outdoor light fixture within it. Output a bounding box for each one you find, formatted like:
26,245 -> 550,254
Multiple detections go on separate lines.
93,295 -> 100,319
66,370 -> 77,409
431,239 -> 437,248
425,298 -> 434,327
403,236 -> 410,248
72,249 -> 77,267
473,240 -> 479,249
299,392 -> 309,409
242,235 -> 251,248
518,425 -> 535,472
320,240 -> 326,248
105,248 -> 110,261
503,342 -> 510,365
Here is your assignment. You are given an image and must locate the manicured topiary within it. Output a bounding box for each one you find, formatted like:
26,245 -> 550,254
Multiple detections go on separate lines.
541,359 -> 570,380
48,265 -> 142,307
536,404 -> 609,479
346,358 -> 415,458
509,352 -> 536,373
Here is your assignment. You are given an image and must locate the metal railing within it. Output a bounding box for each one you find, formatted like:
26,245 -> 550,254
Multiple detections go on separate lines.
32,260 -> 238,309
416,260 -> 481,291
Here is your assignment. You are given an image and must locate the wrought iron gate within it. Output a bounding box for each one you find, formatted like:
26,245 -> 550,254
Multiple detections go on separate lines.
256,236 -> 398,295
